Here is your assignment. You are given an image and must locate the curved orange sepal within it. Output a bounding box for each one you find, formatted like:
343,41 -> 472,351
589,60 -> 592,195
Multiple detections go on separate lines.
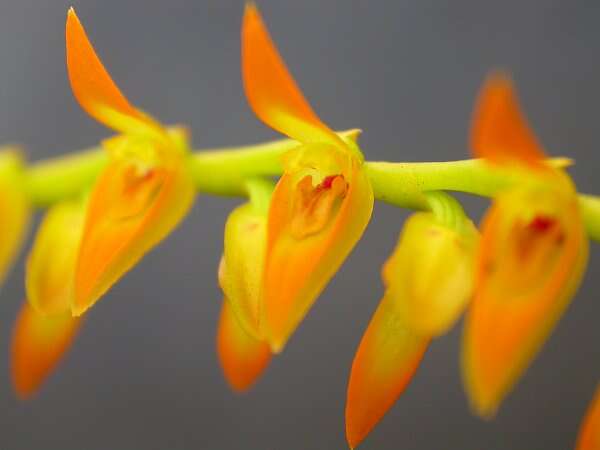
11,302 -> 82,399
471,72 -> 547,169
66,8 -> 159,134
576,384 -> 600,450
217,299 -> 272,392
462,187 -> 588,417
73,150 -> 194,315
262,161 -> 373,352
346,292 -> 428,449
242,4 -> 340,146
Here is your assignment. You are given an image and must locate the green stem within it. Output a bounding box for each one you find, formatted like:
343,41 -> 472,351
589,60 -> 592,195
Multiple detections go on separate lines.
20,137 -> 600,242
25,147 -> 106,206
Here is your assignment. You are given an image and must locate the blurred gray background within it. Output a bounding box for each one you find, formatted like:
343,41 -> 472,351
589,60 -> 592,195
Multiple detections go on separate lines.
0,1 -> 598,449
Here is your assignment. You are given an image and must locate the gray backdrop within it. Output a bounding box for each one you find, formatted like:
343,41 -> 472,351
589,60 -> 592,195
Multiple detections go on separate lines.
0,1 -> 598,449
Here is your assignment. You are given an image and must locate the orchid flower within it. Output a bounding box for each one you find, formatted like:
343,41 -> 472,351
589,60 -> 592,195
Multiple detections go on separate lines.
242,4 -> 373,352
462,73 -> 589,418
66,8 -> 195,316
217,179 -> 274,391
346,198 -> 478,448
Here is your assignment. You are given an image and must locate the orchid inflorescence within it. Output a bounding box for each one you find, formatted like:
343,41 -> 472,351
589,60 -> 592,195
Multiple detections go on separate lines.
1,5 -> 599,449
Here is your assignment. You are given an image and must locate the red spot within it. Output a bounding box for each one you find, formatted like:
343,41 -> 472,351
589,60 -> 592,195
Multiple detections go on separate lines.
320,175 -> 339,189
528,215 -> 555,233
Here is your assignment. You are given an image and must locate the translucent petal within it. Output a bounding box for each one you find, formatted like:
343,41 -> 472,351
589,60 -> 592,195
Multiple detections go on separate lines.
241,4 -> 341,146
26,199 -> 85,315
11,302 -> 82,399
345,292 -> 428,449
217,299 -> 272,392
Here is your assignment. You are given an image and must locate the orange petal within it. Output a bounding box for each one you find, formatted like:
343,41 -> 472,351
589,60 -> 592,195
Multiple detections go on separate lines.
470,72 -> 547,169
262,160 -> 373,351
576,384 -> 600,450
346,292 -> 429,449
217,299 -> 272,392
241,4 -> 341,146
66,8 -> 160,134
26,199 -> 86,315
11,302 -> 82,399
462,184 -> 588,418
73,144 -> 195,315
0,149 -> 30,286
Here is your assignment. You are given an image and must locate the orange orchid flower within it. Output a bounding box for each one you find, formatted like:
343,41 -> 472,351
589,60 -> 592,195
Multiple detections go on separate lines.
462,73 -> 589,418
346,211 -> 477,448
0,149 -> 30,287
242,4 -> 373,352
576,384 -> 600,450
66,9 -> 195,315
11,302 -> 82,399
217,198 -> 273,391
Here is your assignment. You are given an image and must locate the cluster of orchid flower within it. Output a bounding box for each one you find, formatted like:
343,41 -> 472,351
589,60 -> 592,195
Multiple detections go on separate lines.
1,5 -> 599,449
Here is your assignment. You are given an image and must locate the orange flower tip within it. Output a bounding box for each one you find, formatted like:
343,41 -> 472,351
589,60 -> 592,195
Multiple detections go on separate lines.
576,384 -> 600,450
471,70 -> 547,169
11,303 -> 81,400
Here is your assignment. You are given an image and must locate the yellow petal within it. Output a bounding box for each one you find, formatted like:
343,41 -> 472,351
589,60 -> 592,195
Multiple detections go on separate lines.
383,212 -> 478,336
462,182 -> 588,418
221,203 -> 268,339
345,291 -> 428,449
241,4 -> 341,146
576,384 -> 600,450
0,149 -> 31,286
66,8 -> 161,135
73,137 -> 195,315
217,299 -> 272,393
471,72 -> 548,170
11,302 -> 82,399
26,198 -> 86,315
262,156 -> 373,351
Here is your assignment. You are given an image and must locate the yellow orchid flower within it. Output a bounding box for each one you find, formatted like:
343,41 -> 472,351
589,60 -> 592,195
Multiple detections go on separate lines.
65,9 -> 195,315
26,198 -> 86,315
242,4 -> 373,352
576,384 -> 600,450
217,185 -> 273,391
462,73 -> 589,418
346,209 -> 477,448
11,302 -> 82,399
0,148 -> 30,287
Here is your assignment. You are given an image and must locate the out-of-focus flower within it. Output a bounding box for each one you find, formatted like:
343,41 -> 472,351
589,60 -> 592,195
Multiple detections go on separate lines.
462,73 -> 589,418
11,302 -> 81,399
242,4 -> 373,352
66,9 -> 195,315
0,148 -> 30,288
217,183 -> 273,391
13,197 -> 87,397
346,210 -> 477,448
576,384 -> 600,450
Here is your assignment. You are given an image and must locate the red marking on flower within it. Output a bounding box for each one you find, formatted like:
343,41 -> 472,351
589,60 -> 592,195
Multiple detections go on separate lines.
320,175 -> 337,190
528,216 -> 556,233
